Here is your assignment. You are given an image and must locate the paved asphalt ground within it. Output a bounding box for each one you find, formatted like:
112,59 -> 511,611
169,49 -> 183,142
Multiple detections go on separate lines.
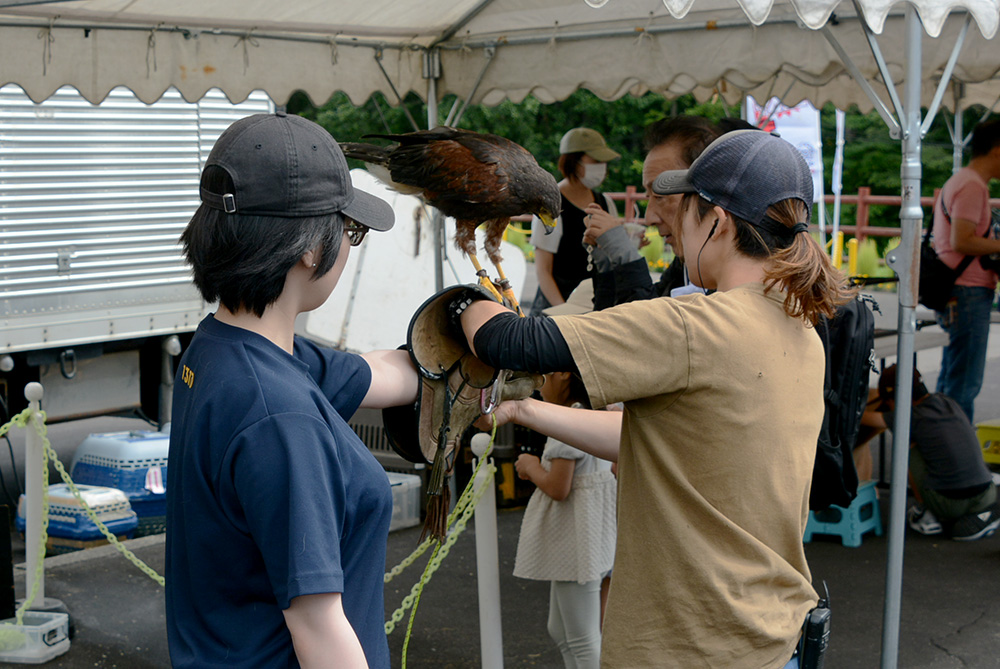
5,291 -> 1000,667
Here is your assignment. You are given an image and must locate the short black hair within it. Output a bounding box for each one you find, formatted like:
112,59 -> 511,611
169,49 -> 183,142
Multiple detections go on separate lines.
878,363 -> 930,405
182,166 -> 344,317
970,119 -> 1000,158
643,116 -> 721,165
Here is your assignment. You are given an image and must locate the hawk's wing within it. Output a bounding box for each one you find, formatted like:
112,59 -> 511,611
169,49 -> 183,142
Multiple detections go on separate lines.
368,129 -> 536,219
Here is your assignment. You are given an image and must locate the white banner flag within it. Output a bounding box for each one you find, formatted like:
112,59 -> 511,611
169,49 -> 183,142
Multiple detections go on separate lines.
745,96 -> 824,205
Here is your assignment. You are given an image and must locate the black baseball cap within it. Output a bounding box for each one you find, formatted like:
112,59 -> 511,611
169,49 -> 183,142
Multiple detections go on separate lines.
199,111 -> 394,231
651,129 -> 812,226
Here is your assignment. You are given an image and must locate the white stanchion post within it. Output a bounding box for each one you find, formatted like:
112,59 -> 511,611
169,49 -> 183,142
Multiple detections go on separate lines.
470,432 -> 504,669
24,382 -> 45,604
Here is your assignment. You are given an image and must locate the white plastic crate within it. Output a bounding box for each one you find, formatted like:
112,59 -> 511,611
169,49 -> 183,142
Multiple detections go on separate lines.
387,472 -> 421,532
69,430 -> 168,536
16,484 -> 137,554
0,611 -> 70,664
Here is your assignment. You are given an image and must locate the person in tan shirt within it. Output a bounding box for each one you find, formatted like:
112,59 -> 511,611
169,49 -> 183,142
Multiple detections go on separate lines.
455,130 -> 853,667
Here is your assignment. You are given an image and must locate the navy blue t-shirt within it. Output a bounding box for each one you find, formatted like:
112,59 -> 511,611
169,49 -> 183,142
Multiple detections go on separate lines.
165,315 -> 392,668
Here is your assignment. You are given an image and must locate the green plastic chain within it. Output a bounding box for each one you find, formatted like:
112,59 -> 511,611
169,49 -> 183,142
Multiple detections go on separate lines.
1,405 -> 501,662
384,418 -> 497,635
390,418 -> 498,669
0,407 -> 166,596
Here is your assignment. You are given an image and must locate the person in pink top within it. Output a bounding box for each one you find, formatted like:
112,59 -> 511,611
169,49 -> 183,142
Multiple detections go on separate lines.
931,119 -> 1000,421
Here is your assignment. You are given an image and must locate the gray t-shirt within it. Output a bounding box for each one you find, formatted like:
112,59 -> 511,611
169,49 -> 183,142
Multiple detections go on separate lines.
884,393 -> 992,491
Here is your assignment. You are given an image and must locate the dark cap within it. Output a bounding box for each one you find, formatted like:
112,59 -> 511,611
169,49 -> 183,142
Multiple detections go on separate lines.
200,111 -> 394,231
651,129 -> 812,226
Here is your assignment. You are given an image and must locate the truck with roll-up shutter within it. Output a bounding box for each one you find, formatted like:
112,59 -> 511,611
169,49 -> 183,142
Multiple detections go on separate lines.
0,85 -> 273,422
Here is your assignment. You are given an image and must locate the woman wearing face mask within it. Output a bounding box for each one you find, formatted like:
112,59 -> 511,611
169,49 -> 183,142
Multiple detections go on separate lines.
530,128 -> 620,312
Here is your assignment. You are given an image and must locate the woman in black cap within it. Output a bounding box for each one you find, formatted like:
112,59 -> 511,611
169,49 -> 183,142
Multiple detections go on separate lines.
166,112 -> 417,669
455,130 -> 853,668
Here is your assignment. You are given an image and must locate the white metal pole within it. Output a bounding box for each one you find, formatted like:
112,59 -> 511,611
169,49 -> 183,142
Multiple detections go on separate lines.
952,90 -> 964,175
881,7 -> 923,667
815,105 -> 827,248
24,382 -> 45,604
831,108 -> 846,249
427,70 -> 438,130
470,432 -> 503,669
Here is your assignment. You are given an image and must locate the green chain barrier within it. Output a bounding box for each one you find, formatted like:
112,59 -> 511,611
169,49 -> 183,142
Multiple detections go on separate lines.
384,457 -> 496,634
386,418 -> 499,669
402,460 -> 495,667
0,409 -> 44,651
1,405 -> 501,662
1,408 -> 165,593
384,419 -> 497,635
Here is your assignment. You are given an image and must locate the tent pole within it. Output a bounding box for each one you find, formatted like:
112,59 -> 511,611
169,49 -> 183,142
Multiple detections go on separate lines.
953,86 -> 965,174
374,48 -> 421,132
880,6 -> 922,668
425,50 -> 440,130
820,25 -> 900,138
920,16 -> 970,138
854,0 -> 905,126
448,46 -> 496,129
424,52 -> 447,293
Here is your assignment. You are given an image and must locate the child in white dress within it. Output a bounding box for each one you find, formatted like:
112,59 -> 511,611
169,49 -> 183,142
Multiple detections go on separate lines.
513,371 -> 617,669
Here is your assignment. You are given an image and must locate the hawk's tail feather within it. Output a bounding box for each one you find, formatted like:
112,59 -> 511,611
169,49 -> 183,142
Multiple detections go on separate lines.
339,142 -> 390,165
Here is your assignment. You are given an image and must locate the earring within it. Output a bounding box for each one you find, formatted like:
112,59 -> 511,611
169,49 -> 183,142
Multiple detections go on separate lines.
311,263 -> 317,268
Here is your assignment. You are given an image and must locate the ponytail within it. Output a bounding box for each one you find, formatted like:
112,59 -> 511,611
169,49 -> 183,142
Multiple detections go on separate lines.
687,195 -> 855,324
759,200 -> 855,325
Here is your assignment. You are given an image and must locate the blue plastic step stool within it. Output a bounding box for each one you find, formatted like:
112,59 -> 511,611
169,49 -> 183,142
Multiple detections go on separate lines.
803,480 -> 883,547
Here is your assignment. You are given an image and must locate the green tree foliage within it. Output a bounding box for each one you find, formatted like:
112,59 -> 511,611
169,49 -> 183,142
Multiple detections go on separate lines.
290,88 -> 998,258
289,89 -> 739,197
819,103 -> 1000,248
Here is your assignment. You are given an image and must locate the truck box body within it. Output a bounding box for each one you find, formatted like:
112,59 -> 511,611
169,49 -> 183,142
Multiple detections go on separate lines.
0,85 -> 272,420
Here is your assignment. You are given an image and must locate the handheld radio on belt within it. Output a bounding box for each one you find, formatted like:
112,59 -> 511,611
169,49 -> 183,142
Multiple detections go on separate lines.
799,583 -> 832,669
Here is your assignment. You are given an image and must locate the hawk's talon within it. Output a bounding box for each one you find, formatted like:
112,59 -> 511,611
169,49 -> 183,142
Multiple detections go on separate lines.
478,279 -> 504,303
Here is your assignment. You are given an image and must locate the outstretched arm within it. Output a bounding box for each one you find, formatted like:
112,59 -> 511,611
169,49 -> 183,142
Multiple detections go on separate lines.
360,349 -> 419,409
479,397 -> 622,462
462,300 -> 515,355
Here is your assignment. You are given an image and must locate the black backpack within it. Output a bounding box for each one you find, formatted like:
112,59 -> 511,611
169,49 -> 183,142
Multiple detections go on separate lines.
810,295 -> 876,511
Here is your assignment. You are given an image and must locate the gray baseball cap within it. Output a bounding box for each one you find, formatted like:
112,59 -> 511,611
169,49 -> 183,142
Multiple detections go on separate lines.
652,129 -> 812,225
200,111 -> 394,231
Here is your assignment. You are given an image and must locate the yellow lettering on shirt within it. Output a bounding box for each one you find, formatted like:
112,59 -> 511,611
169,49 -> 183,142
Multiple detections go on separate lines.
181,365 -> 195,388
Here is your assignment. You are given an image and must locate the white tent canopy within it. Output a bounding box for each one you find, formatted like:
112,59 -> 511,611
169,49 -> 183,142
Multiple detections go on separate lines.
0,0 -> 997,114
3,2 -> 1000,668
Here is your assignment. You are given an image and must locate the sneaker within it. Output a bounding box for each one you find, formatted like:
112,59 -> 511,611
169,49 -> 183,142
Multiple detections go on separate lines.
951,509 -> 1000,542
907,505 -> 943,536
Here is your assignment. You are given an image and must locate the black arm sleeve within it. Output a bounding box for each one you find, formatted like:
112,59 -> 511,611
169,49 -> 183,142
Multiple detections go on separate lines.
591,268 -> 621,312
472,312 -> 578,374
609,259 -> 659,305
610,258 -> 689,307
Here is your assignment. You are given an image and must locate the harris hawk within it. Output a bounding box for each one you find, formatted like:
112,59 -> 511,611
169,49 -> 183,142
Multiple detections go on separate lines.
341,126 -> 560,313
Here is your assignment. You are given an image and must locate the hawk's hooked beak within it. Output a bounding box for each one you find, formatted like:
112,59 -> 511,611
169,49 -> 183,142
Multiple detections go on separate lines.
538,212 -> 556,234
